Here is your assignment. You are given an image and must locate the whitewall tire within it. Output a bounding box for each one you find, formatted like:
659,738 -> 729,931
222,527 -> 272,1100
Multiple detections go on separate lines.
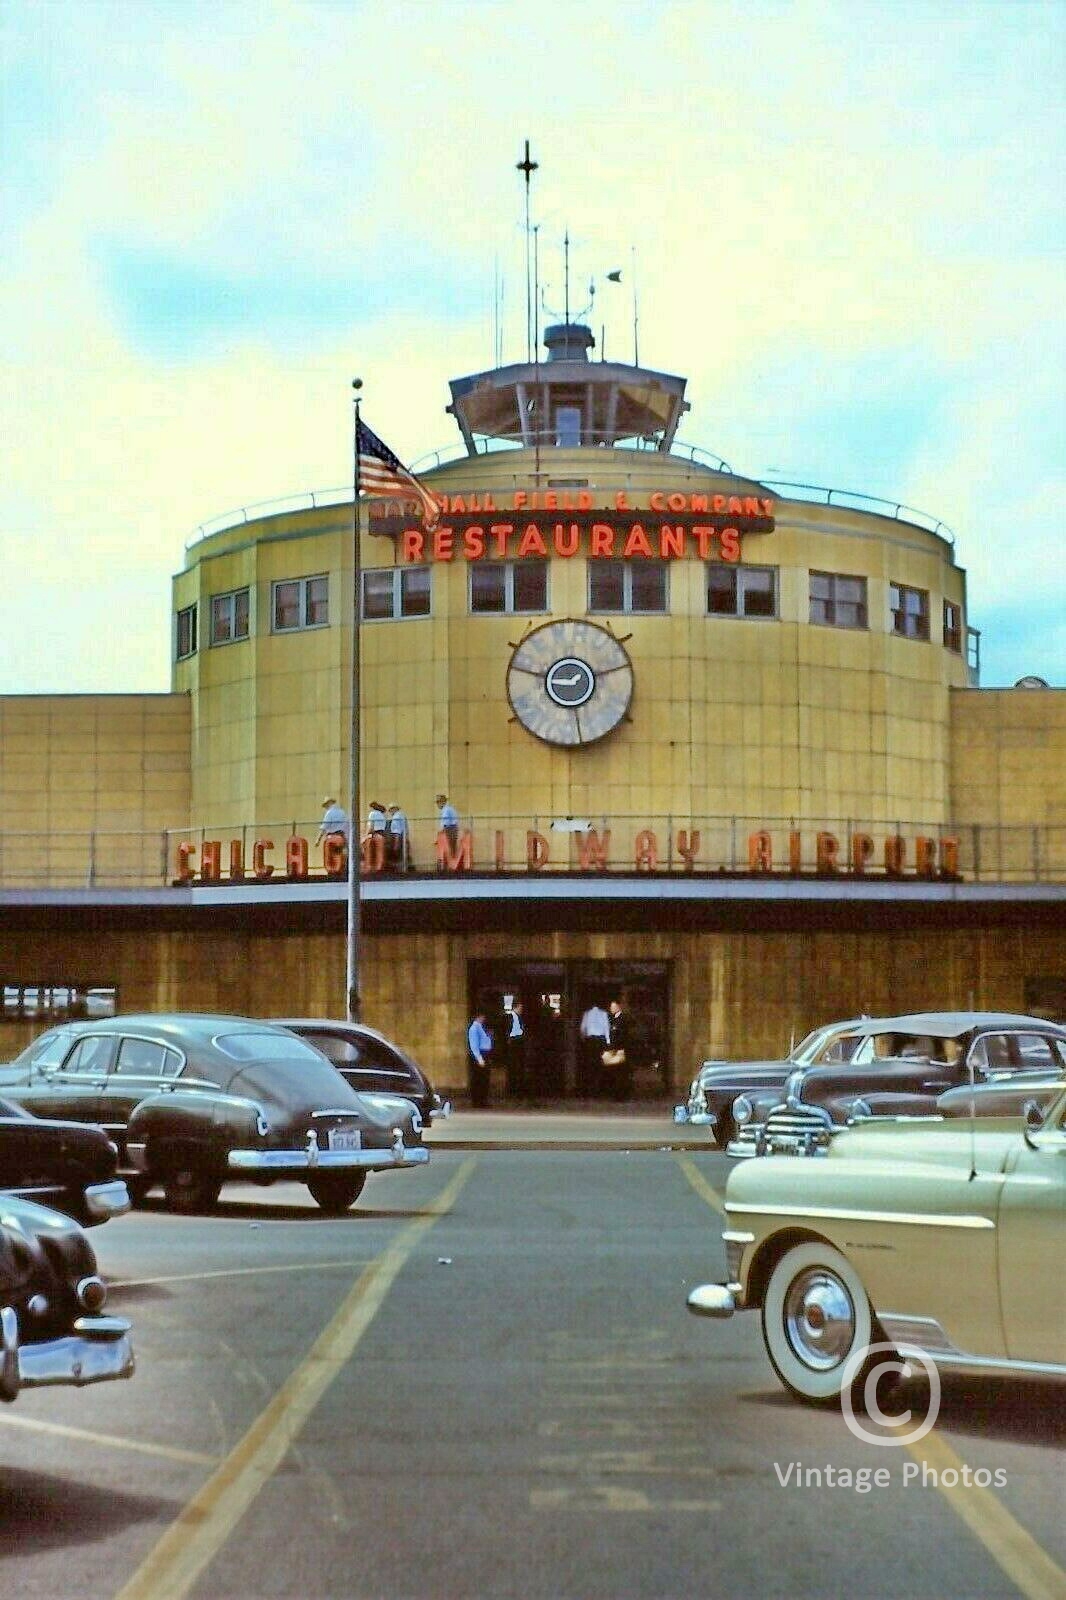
761,1241 -> 874,1406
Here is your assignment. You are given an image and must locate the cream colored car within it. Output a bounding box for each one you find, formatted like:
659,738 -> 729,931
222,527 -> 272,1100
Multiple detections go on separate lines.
688,1088 -> 1066,1403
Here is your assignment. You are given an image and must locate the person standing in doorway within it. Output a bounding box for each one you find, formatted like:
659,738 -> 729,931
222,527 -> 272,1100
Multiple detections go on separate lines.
504,1000 -> 527,1100
436,793 -> 459,856
579,998 -> 611,1097
467,1009 -> 493,1108
604,998 -> 633,1102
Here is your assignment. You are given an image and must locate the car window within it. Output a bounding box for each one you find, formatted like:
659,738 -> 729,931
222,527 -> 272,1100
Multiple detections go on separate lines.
115,1037 -> 183,1077
1013,1034 -> 1060,1071
64,1036 -> 113,1075
214,1032 -> 326,1063
29,1032 -> 71,1068
970,1034 -> 1013,1072
302,1032 -> 363,1067
816,1034 -> 861,1064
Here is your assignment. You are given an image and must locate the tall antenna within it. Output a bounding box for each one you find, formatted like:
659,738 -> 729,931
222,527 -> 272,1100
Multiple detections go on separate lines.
533,224 -> 540,365
516,139 -> 538,362
564,228 -> 570,326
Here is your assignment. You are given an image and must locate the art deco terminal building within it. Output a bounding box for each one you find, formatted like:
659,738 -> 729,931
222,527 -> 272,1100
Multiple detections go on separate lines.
2,322 -> 1064,1096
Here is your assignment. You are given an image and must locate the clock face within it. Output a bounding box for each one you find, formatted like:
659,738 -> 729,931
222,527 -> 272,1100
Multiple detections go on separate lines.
507,620 -> 633,746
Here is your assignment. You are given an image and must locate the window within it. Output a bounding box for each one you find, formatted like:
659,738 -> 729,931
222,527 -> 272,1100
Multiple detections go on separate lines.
176,604 -> 198,659
65,1037 -> 114,1075
214,1032 -> 326,1062
1014,1034 -> 1064,1070
272,575 -> 329,632
589,560 -> 668,613
970,1034 -> 1014,1072
707,563 -> 778,618
115,1038 -> 184,1078
469,562 -> 547,614
555,406 -> 582,447
2,985 -> 116,1023
890,582 -> 930,640
943,599 -> 963,652
360,566 -> 431,621
210,587 -> 250,645
809,571 -> 867,629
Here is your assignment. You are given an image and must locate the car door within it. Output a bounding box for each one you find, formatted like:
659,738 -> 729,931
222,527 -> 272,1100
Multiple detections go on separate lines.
99,1035 -> 185,1156
21,1033 -> 116,1122
997,1100 -> 1066,1365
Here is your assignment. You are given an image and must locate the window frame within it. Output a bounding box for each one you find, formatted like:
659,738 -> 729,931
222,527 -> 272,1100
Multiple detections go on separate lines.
890,581 -> 930,641
588,559 -> 669,615
706,562 -> 779,620
360,565 -> 432,622
176,603 -> 198,660
809,570 -> 868,631
210,586 -> 251,647
271,574 -> 330,634
943,598 -> 963,653
468,560 -> 549,616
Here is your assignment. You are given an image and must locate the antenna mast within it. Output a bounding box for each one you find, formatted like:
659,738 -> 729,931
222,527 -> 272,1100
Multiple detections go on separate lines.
516,139 -> 538,362
564,228 -> 570,326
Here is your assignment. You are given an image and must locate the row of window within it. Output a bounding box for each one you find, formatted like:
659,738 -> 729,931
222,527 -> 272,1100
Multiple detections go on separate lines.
176,568 -> 965,658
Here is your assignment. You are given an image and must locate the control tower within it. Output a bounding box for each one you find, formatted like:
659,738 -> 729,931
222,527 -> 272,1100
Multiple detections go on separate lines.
446,321 -> 690,455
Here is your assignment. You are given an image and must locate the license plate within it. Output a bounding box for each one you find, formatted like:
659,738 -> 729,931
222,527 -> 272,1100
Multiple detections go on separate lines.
327,1127 -> 362,1152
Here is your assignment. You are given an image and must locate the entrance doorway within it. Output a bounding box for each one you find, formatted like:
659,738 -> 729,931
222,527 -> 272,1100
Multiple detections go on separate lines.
467,959 -> 671,1103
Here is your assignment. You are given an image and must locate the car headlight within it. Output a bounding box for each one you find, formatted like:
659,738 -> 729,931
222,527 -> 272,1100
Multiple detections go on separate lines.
732,1095 -> 753,1126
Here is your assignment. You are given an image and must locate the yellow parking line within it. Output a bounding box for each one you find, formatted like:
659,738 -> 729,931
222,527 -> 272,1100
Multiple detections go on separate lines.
113,1157 -> 477,1600
898,1425 -> 1066,1600
112,1258 -> 370,1289
0,1412 -> 216,1466
674,1151 -> 726,1215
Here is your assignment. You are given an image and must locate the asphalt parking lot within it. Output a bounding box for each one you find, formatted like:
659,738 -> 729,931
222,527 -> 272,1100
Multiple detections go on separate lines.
4,1136 -> 1064,1600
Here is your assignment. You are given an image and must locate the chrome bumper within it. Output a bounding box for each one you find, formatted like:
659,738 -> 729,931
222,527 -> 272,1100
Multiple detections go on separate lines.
227,1144 -> 430,1174
686,1284 -> 738,1319
1,1307 -> 134,1399
84,1179 -> 132,1220
676,1106 -> 717,1128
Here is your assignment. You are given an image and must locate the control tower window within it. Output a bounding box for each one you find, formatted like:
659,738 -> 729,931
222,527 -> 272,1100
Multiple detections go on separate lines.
176,603 -> 198,660
589,560 -> 668,614
943,599 -> 963,653
470,561 -> 548,615
890,582 -> 930,640
272,574 -> 330,633
554,407 -> 582,447
809,571 -> 867,630
707,564 -> 777,619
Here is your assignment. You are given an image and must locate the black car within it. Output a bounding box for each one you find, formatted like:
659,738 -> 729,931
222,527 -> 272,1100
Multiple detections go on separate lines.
727,1011 -> 1066,1156
1,1195 -> 134,1401
274,1019 -> 451,1128
0,1093 -> 130,1227
0,1014 -> 429,1215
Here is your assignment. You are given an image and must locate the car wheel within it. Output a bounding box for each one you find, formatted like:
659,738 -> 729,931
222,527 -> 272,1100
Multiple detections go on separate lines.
163,1165 -> 222,1215
307,1173 -> 367,1215
761,1241 -> 875,1406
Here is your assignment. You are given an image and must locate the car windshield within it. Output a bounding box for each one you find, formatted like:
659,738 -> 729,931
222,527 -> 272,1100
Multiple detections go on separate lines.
214,1032 -> 327,1063
791,1026 -> 855,1064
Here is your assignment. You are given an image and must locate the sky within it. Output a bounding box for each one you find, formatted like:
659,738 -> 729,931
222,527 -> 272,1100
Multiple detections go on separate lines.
2,0 -> 1063,693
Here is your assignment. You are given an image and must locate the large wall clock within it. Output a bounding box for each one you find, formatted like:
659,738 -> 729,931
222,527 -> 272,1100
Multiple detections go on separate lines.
506,620 -> 634,746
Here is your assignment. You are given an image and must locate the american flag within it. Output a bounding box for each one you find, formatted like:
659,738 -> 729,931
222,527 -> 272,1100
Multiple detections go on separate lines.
356,418 -> 440,530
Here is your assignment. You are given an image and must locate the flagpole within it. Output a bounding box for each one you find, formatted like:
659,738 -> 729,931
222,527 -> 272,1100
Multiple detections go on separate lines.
346,378 -> 363,1023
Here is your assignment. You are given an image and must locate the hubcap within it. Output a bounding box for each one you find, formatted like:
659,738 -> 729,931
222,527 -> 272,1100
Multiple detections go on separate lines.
783,1268 -> 856,1370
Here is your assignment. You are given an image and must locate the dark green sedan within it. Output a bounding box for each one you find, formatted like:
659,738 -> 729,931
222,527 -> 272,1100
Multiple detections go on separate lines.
0,1015 -> 428,1215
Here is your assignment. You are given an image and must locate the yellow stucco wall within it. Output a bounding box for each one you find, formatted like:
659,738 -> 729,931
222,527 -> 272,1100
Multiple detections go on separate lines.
2,922 -> 1062,1093
949,687 -> 1066,880
174,448 -> 971,846
0,694 -> 190,886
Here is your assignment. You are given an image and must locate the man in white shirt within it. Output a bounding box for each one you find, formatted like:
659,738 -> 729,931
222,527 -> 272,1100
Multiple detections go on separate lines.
504,1000 -> 528,1099
579,1001 -> 611,1098
387,804 -> 409,869
315,797 -> 349,845
467,1010 -> 493,1108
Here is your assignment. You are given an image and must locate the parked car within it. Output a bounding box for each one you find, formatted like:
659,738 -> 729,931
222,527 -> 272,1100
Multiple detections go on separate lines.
0,1015 -> 429,1215
0,1093 -> 129,1226
688,1086 -> 1066,1404
726,1012 -> 1066,1157
1,1195 -> 134,1401
678,1017 -> 899,1148
273,1018 -> 451,1128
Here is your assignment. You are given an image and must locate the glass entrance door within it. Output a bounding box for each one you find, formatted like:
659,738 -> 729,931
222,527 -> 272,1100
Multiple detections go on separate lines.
467,959 -> 671,1103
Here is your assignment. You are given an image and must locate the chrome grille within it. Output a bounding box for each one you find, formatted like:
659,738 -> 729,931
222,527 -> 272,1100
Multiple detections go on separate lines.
764,1104 -> 833,1150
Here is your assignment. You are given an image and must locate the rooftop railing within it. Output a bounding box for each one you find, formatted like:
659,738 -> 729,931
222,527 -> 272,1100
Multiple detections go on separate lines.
1,817 -> 1061,890
185,438 -> 956,549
